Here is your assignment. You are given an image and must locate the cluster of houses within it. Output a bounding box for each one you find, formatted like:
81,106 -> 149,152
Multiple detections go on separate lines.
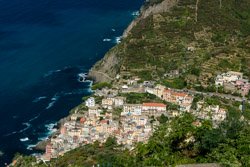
146,84 -> 193,111
194,101 -> 227,127
39,93 -> 168,162
215,71 -> 250,96
38,78 -> 232,162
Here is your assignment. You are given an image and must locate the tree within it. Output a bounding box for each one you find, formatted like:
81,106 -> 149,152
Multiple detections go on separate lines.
208,143 -> 241,167
157,114 -> 169,124
105,137 -> 117,148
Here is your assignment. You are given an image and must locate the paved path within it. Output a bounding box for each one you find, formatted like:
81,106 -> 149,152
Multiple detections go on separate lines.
182,88 -> 250,103
90,70 -> 113,80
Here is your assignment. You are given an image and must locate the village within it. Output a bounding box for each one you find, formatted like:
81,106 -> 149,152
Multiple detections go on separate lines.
38,71 -> 249,162
215,71 -> 250,96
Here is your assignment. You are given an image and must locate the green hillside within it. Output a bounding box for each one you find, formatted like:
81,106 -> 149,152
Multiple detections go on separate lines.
118,0 -> 250,87
11,0 -> 250,166
91,0 -> 250,90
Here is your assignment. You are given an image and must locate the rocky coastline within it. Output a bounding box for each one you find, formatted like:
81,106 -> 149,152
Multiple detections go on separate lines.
35,116 -> 70,151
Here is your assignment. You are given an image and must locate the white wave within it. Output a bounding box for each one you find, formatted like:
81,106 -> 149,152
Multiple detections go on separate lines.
43,66 -> 71,78
46,101 -> 56,110
115,36 -> 122,44
32,96 -> 47,103
37,123 -> 57,141
3,131 -> 17,137
19,122 -> 32,133
78,73 -> 88,82
27,144 -> 36,150
20,137 -> 29,142
103,38 -> 112,42
45,95 -> 59,110
44,70 -> 61,77
45,123 -> 57,131
28,114 -> 40,122
131,11 -> 140,16
38,136 -> 49,141
4,122 -> 32,136
111,29 -> 116,32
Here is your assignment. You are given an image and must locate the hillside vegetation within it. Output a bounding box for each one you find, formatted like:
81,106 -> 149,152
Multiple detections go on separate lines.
13,111 -> 250,167
90,0 -> 250,89
12,0 -> 250,166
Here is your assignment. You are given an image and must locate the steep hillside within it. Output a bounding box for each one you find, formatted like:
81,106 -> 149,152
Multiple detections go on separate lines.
88,0 -> 180,82
10,0 -> 250,166
89,0 -> 250,90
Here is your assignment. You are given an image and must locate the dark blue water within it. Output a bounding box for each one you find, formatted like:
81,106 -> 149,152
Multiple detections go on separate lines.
0,0 -> 143,165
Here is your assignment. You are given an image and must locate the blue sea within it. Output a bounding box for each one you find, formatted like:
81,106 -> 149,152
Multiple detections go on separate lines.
0,0 -> 143,165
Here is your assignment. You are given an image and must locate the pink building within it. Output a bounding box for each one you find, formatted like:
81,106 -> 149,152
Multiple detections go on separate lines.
142,103 -> 167,112
60,126 -> 67,135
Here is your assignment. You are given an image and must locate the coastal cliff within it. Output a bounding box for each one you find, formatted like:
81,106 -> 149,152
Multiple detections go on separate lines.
88,0 -> 179,83
88,47 -> 121,83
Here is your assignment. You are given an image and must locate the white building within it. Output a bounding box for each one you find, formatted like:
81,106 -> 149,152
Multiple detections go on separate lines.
122,104 -> 142,116
142,103 -> 166,112
114,97 -> 125,107
215,71 -> 243,86
88,106 -> 102,116
101,98 -> 114,109
85,97 -> 95,107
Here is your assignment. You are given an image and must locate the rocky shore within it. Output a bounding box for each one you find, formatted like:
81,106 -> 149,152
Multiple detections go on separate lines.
35,116 -> 70,151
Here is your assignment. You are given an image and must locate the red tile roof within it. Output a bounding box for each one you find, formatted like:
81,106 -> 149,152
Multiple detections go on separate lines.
172,92 -> 188,97
143,103 -> 166,107
164,88 -> 188,97
100,120 -> 108,124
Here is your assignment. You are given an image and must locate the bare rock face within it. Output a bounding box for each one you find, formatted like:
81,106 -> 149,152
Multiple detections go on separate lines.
88,48 -> 121,83
88,0 -> 179,83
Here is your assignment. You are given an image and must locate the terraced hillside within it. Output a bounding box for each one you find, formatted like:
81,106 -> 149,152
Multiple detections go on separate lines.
90,0 -> 250,90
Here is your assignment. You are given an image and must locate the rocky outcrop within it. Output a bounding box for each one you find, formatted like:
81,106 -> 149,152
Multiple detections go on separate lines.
88,0 -> 179,83
88,48 -> 121,83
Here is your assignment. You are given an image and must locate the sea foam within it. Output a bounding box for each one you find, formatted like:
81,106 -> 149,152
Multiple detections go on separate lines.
32,96 -> 47,103
20,137 -> 29,142
103,38 -> 112,42
46,94 -> 59,110
115,36 -> 122,44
